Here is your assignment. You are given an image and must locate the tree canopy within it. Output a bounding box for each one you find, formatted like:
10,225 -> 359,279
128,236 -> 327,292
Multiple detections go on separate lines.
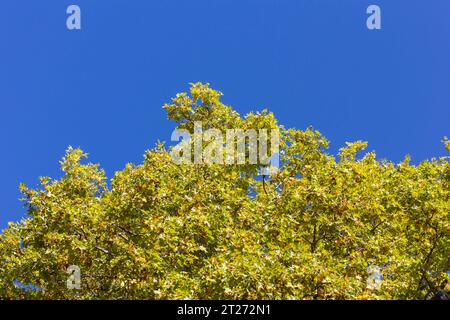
0,83 -> 449,299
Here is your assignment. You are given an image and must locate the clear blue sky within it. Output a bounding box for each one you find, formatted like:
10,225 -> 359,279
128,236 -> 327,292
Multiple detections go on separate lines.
1,0 -> 449,229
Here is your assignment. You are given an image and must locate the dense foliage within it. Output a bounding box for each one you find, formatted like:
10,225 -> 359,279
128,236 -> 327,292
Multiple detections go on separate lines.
1,83 -> 449,299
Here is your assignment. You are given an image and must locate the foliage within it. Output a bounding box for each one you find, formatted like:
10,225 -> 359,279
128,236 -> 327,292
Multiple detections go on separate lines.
0,83 -> 449,299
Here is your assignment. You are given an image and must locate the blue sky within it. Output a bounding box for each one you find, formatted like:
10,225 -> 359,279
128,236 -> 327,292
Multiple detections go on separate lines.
1,0 -> 449,229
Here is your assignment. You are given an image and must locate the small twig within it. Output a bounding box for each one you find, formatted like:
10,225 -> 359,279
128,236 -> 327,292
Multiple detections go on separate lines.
262,175 -> 269,196
95,246 -> 109,254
